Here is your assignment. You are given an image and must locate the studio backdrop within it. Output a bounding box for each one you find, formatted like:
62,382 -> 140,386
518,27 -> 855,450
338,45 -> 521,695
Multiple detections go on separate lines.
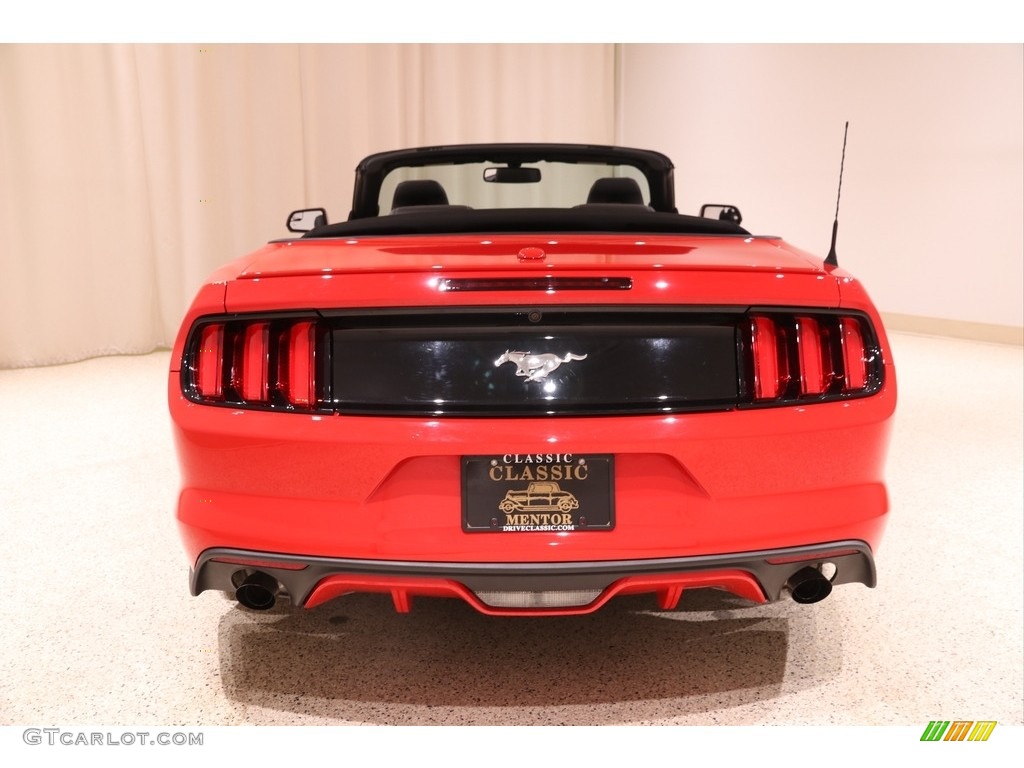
0,44 -> 615,368
2,44 -> 1021,368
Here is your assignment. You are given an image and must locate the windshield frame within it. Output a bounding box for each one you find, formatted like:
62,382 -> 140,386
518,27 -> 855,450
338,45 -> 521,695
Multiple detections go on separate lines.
348,143 -> 678,220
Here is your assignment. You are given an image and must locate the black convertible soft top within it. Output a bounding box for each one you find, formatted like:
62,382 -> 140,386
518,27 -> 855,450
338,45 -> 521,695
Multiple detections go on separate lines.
303,206 -> 749,239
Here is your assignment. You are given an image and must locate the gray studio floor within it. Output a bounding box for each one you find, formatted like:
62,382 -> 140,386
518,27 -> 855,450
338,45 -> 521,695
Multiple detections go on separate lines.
1,331 -> 1021,726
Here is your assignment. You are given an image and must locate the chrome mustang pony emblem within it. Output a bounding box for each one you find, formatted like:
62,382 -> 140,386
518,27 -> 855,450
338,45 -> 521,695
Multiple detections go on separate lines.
494,350 -> 588,382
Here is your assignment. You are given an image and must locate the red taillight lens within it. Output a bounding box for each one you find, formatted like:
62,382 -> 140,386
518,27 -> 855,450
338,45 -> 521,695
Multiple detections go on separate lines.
285,321 -> 317,407
227,323 -> 270,401
795,316 -> 825,395
839,317 -> 867,391
750,312 -> 878,404
751,316 -> 783,399
186,317 -> 324,411
196,324 -> 225,398
240,322 -> 270,401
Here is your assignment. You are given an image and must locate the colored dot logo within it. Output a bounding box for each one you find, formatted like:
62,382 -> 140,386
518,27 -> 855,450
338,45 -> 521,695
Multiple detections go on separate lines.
920,721 -> 997,742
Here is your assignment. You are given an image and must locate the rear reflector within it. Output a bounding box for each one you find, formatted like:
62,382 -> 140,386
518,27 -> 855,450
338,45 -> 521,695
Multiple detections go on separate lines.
766,549 -> 859,564
210,556 -> 309,571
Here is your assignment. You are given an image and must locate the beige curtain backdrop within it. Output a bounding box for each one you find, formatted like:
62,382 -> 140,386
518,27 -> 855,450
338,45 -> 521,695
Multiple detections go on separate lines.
0,44 -> 615,368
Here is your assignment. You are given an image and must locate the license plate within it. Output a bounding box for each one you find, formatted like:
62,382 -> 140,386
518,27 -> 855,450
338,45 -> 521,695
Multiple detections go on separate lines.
462,454 -> 614,532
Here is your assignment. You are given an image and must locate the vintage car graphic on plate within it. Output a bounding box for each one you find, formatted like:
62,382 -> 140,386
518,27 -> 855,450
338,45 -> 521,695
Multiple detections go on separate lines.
169,142 -> 895,616
499,482 -> 580,514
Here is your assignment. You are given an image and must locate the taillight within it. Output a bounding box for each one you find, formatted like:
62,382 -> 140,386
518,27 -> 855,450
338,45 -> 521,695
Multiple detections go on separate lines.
748,312 -> 880,404
185,317 -> 326,411
235,322 -> 269,402
751,316 -> 784,399
283,321 -> 317,407
795,316 -> 826,395
839,317 -> 867,390
196,324 -> 224,398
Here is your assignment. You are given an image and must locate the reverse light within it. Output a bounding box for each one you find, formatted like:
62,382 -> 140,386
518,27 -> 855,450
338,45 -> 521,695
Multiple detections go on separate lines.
186,316 -> 326,412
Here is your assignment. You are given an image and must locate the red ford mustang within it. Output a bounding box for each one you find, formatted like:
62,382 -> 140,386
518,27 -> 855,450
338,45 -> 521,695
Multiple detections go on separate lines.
169,144 -> 896,616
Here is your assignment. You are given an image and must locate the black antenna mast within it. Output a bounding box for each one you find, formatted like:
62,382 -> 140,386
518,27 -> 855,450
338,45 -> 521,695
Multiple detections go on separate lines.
824,121 -> 849,268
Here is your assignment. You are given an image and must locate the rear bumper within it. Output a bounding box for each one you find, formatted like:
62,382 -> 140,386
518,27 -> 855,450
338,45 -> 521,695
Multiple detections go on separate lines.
192,540 -> 875,616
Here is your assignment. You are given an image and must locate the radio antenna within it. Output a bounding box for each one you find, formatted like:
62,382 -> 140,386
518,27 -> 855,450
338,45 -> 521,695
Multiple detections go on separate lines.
824,121 -> 849,268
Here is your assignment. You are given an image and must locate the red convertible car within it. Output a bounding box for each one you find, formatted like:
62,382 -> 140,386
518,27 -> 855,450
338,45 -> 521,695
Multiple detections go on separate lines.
169,143 -> 896,616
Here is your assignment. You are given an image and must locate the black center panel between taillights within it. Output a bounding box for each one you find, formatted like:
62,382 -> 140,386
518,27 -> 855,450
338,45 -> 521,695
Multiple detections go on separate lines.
179,306 -> 884,417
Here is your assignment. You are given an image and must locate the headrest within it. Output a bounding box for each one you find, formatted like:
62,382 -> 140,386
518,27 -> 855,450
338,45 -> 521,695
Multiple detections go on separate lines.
391,179 -> 449,209
586,177 -> 645,205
